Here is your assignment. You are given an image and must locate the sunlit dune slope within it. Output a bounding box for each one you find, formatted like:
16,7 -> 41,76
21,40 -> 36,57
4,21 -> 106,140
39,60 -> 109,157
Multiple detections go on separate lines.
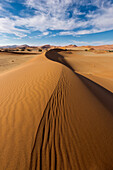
0,53 -> 62,169
0,49 -> 113,170
59,50 -> 113,92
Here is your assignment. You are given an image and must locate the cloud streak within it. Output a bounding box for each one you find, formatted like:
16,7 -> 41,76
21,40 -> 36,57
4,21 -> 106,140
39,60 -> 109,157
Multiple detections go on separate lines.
0,0 -> 113,38
73,39 -> 113,46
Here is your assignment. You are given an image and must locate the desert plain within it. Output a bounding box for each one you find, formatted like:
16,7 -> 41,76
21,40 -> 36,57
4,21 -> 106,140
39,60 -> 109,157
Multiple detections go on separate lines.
0,47 -> 113,170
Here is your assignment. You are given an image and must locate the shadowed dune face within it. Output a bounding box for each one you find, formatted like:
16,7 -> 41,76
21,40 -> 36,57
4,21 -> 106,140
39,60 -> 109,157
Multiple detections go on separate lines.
46,49 -> 113,113
76,73 -> 113,113
0,50 -> 113,169
46,49 -> 75,71
44,49 -> 113,169
59,50 -> 113,92
30,64 -> 113,170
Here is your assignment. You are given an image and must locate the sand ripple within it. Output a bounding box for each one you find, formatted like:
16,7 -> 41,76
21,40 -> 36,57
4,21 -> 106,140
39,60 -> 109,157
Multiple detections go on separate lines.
0,51 -> 113,169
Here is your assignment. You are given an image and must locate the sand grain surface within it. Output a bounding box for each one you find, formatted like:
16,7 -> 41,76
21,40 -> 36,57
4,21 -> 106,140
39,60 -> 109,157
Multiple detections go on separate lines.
0,50 -> 113,170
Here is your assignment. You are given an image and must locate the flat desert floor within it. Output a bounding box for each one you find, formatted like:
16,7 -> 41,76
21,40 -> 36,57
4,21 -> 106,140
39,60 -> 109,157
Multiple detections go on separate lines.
0,51 -> 41,73
0,49 -> 113,170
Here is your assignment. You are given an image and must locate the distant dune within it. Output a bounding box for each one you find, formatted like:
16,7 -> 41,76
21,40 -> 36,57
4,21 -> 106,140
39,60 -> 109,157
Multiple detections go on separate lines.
1,44 -> 113,51
82,44 -> 113,50
0,49 -> 113,169
0,44 -> 30,49
39,44 -> 52,49
64,44 -> 77,48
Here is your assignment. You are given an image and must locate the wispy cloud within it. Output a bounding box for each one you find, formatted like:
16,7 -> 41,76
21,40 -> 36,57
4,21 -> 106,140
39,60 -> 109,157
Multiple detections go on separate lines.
19,0 -> 113,35
73,40 -> 113,46
0,17 -> 28,37
0,0 -> 113,38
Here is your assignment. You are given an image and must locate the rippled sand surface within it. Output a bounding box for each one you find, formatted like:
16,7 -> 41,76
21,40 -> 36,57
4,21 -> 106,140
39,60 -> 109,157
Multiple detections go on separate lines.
0,50 -> 113,170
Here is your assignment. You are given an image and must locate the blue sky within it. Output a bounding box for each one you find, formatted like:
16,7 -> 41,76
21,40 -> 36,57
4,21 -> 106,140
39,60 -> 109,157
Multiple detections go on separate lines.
0,0 -> 113,46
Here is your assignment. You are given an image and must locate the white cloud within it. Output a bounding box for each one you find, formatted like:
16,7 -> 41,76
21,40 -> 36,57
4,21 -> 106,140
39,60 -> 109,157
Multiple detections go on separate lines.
73,40 -> 113,46
0,17 -> 28,37
59,2 -> 113,36
17,0 -> 87,31
21,0 -> 113,34
85,3 -> 113,33
58,30 -> 98,36
0,0 -> 113,37
59,31 -> 77,36
42,32 -> 49,36
0,5 -> 4,11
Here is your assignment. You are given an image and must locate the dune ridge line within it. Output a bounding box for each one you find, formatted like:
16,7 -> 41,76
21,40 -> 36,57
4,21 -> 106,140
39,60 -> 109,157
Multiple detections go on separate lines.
0,50 -> 113,169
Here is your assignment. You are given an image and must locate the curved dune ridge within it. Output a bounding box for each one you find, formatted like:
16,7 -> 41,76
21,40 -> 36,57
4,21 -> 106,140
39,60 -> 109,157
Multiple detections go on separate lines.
0,49 -> 113,169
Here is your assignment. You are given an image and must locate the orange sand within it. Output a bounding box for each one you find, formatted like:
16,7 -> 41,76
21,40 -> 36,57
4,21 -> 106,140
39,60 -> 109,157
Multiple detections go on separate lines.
0,49 -> 113,170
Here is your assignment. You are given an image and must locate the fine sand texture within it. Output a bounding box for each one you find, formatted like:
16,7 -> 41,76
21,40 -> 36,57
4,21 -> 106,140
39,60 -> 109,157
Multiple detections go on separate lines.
0,49 -> 113,170
0,52 -> 40,74
59,50 -> 113,92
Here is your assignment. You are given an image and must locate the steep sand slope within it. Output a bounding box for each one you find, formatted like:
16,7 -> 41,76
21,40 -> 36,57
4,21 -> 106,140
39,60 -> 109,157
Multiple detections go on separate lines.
59,50 -> 113,92
0,50 -> 113,170
45,49 -> 113,170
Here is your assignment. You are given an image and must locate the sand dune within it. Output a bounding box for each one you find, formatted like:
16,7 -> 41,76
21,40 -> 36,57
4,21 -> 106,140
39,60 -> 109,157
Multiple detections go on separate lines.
82,44 -> 113,50
59,50 -> 113,92
0,52 -> 41,74
0,49 -> 113,169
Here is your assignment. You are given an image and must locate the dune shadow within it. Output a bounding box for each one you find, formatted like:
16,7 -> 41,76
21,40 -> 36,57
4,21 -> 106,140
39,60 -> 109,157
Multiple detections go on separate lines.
45,49 -> 113,113
6,51 -> 39,55
76,73 -> 113,113
46,49 -> 75,71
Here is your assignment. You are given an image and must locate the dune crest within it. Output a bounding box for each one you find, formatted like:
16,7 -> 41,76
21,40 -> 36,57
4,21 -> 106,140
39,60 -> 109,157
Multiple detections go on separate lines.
0,50 -> 113,169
